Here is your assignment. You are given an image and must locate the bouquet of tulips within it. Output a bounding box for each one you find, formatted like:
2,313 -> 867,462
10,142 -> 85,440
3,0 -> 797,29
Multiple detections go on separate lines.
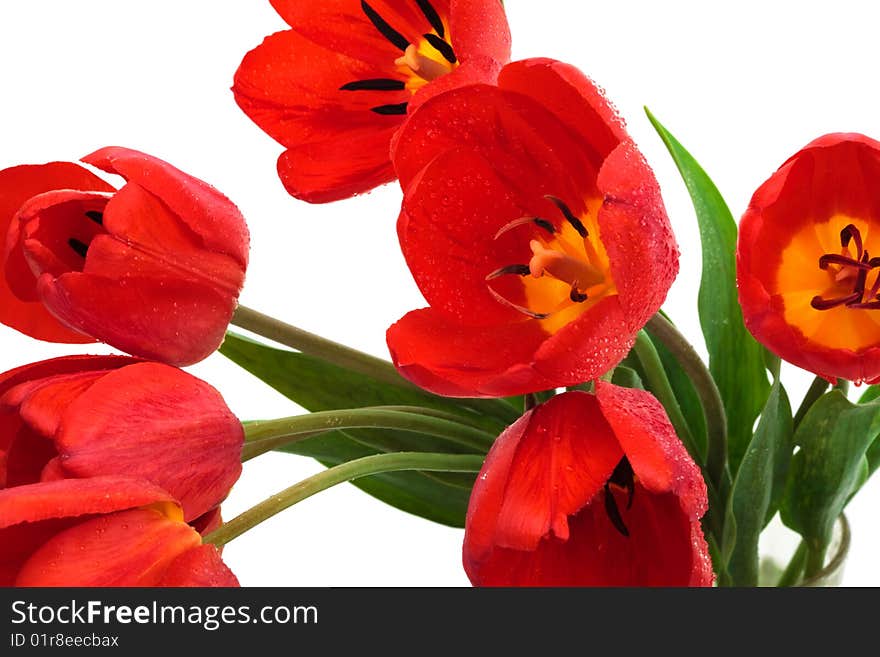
1,0 -> 877,588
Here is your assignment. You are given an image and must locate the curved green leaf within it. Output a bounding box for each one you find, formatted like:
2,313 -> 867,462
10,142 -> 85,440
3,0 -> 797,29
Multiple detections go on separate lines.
723,379 -> 793,585
781,391 -> 880,551
646,109 -> 770,473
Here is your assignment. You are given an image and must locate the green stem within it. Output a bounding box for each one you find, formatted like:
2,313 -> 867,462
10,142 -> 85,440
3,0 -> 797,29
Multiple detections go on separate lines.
793,376 -> 830,430
230,305 -> 519,423
646,314 -> 729,496
242,408 -> 495,461
804,542 -> 828,580
776,541 -> 807,587
204,452 -> 485,546
632,331 -> 700,463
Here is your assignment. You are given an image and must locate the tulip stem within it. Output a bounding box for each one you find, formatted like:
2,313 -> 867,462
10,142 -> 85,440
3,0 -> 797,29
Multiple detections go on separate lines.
645,314 -> 730,497
632,331 -> 700,462
793,376 -> 830,430
204,452 -> 486,546
229,305 -> 520,423
241,407 -> 496,461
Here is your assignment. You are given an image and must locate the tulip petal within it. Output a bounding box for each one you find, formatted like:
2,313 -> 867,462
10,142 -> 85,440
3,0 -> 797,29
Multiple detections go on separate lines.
597,140 -> 678,332
0,476 -> 179,585
471,485 -> 700,586
158,544 -> 239,587
596,381 -> 708,518
55,362 -> 243,521
82,147 -> 249,268
16,507 -> 200,587
0,162 -> 111,343
38,272 -> 235,366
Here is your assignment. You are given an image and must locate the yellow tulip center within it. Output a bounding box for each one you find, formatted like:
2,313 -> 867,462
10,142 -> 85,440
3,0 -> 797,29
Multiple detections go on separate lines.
777,217 -> 880,350
486,195 -> 617,333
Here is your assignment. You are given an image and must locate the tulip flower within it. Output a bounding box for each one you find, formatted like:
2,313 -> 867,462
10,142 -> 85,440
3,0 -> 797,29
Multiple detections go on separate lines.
232,0 -> 511,203
1,477 -> 238,587
737,133 -> 880,383
0,147 -> 249,366
0,355 -> 243,523
387,58 -> 678,397
463,385 -> 713,586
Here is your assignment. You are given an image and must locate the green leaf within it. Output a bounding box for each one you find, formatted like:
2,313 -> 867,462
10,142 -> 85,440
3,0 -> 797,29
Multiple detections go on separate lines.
723,379 -> 793,585
781,391 -> 880,551
647,109 -> 770,473
645,326 -> 708,462
611,365 -> 644,390
220,332 -> 503,527
858,385 -> 880,404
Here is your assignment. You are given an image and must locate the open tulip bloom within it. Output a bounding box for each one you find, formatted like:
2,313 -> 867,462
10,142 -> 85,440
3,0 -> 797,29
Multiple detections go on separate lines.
4,0 -> 880,591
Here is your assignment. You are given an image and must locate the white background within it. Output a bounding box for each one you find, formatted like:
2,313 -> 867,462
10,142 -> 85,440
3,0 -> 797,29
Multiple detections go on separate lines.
1,0 -> 878,586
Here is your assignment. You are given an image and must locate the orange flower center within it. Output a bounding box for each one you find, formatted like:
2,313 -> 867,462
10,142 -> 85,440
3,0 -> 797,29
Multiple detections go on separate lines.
394,36 -> 458,92
486,195 -> 617,333
776,217 -> 880,350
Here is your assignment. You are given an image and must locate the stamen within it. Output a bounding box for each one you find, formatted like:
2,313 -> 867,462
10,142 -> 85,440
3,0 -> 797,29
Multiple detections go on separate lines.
603,484 -> 630,537
68,238 -> 89,258
361,1 -> 409,51
841,224 -> 863,258
545,195 -> 588,238
423,33 -> 457,64
811,292 -> 862,310
85,210 -> 103,225
494,216 -> 554,239
533,218 -> 556,235
486,285 -> 550,320
608,458 -> 635,510
416,0 -> 445,38
486,264 -> 531,280
569,285 -> 588,303
819,253 -> 872,271
371,102 -> 408,116
341,78 -> 406,91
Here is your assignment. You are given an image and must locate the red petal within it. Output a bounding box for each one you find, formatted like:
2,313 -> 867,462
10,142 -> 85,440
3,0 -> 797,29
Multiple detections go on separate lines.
8,190 -> 110,302
387,307 -> 559,397
276,128 -> 399,203
0,476 -> 179,584
82,147 -> 249,269
497,58 -> 626,161
190,507 -> 224,536
449,0 -> 510,64
398,149 -> 532,326
158,544 -> 239,587
597,140 -> 678,332
0,162 -> 111,343
0,476 -> 178,528
55,362 -> 242,521
5,426 -> 56,488
469,484 -> 709,586
388,295 -> 634,397
595,381 -> 707,518
393,83 -> 593,202
269,0 -> 423,63
16,507 -> 200,586
465,392 -> 623,567
233,29 -> 401,203
37,272 -> 235,366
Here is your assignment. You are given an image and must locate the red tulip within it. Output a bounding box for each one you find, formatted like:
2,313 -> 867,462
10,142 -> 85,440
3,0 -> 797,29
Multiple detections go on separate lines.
1,477 -> 238,587
232,0 -> 511,203
463,385 -> 713,586
738,133 -> 880,383
0,355 -> 243,523
0,147 -> 249,366
386,58 -> 678,397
